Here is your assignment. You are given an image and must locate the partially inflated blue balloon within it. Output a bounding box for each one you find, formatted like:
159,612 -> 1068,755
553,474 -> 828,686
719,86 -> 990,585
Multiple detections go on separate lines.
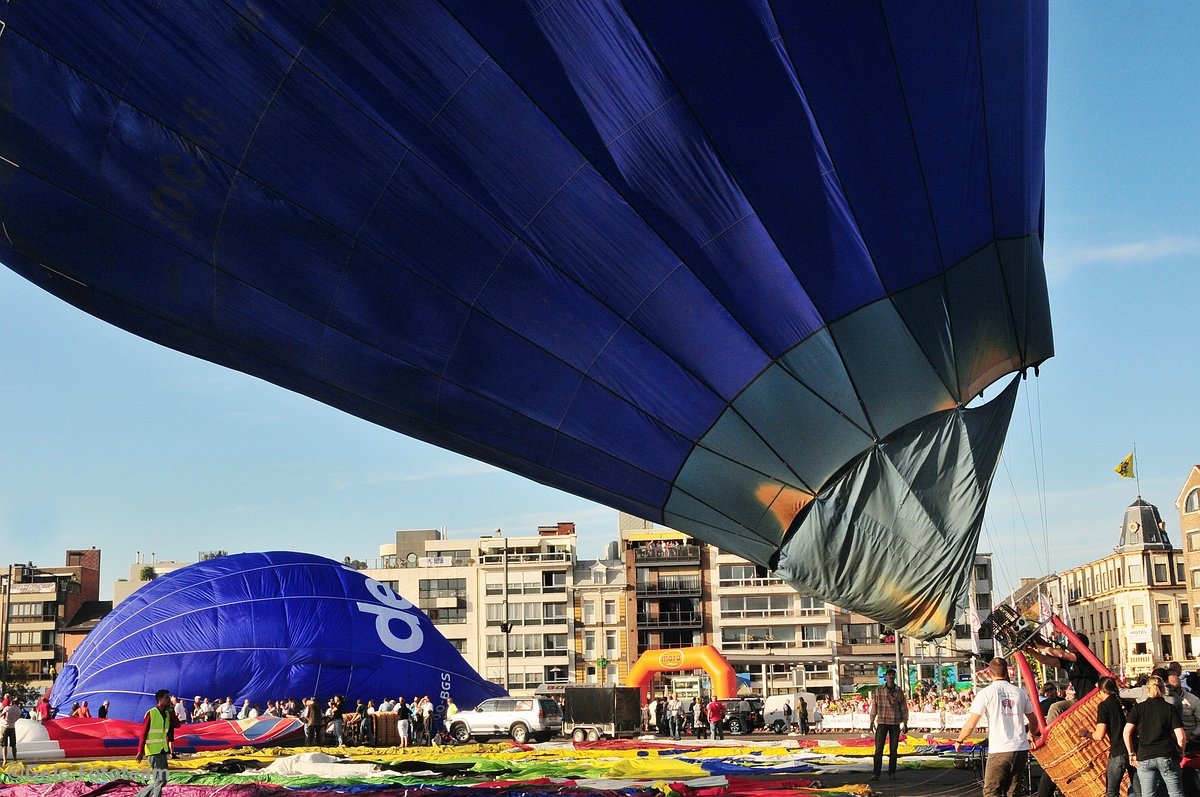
50,552 -> 504,720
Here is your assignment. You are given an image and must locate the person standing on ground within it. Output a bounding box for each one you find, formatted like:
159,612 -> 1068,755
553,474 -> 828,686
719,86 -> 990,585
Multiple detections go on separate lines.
1092,677 -> 1137,797
422,696 -> 434,744
134,689 -> 177,797
869,668 -> 908,781
355,699 -> 373,746
1124,675 -> 1186,797
705,695 -> 726,741
798,698 -> 809,735
303,697 -> 324,746
954,657 -> 1039,797
1,699 -> 22,764
395,697 -> 411,749
667,692 -> 683,740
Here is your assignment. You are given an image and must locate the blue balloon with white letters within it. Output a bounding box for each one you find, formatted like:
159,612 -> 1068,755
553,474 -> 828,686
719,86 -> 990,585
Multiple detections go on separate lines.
50,551 -> 505,720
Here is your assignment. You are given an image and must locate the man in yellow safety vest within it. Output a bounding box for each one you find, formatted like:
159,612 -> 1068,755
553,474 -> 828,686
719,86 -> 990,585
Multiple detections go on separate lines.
135,690 -> 177,797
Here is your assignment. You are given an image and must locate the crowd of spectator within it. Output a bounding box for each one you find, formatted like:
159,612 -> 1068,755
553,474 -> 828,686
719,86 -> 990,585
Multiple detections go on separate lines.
818,682 -> 978,717
156,693 -> 458,747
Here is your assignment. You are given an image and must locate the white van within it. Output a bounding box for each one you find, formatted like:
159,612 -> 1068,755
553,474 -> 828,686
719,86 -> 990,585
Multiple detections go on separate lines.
763,692 -> 818,734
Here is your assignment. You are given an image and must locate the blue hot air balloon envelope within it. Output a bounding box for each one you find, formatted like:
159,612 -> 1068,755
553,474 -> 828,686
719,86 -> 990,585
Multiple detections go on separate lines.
49,552 -> 506,720
0,2 -> 1051,637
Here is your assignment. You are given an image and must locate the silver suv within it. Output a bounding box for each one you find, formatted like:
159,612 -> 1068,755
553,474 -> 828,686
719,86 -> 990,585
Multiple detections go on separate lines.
449,696 -> 563,744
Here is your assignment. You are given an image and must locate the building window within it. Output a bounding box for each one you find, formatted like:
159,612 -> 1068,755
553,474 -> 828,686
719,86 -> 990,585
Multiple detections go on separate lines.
428,607 -> 466,624
419,578 -> 466,599
1158,603 -> 1172,624
1132,604 -> 1146,624
1161,635 -> 1174,658
1187,635 -> 1194,657
605,630 -> 618,658
585,666 -> 597,684
1193,571 -> 1200,590
8,602 -> 54,620
845,622 -> 881,646
543,633 -> 567,654
1183,604 -> 1191,625
584,631 -> 596,658
1154,563 -> 1168,583
974,563 -> 990,581
1190,531 -> 1200,552
582,600 -> 596,625
1129,565 -> 1143,584
604,599 -> 618,624
1187,488 -> 1200,513
448,638 -> 466,653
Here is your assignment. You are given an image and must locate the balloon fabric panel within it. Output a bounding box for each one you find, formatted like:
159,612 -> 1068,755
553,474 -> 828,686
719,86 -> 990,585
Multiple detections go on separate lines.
0,2 -> 1052,637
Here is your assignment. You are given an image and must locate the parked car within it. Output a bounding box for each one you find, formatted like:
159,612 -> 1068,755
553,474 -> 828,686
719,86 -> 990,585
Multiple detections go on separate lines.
718,696 -> 764,734
448,696 -> 563,744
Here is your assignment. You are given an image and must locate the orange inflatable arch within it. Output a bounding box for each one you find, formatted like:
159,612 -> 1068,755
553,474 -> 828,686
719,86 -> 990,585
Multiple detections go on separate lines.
625,644 -> 738,700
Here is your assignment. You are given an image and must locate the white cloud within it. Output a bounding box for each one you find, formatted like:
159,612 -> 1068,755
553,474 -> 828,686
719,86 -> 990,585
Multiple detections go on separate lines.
366,461 -> 501,484
1046,234 -> 1200,281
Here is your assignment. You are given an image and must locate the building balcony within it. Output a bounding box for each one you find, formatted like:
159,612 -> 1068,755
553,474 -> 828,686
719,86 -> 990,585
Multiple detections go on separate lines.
717,576 -> 786,590
7,615 -> 58,625
636,611 -> 702,628
478,551 -> 572,565
633,544 -> 701,564
8,582 -> 58,595
421,595 -> 465,610
721,639 -> 829,652
843,642 -> 894,656
635,580 -> 701,597
486,617 -> 568,627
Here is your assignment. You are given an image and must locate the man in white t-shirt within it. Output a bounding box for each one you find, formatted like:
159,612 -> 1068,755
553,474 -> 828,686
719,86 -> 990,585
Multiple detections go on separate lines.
954,658 -> 1040,797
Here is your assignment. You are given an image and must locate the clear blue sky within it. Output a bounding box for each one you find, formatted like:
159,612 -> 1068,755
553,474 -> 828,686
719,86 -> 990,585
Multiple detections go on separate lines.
2,2 -> 1198,603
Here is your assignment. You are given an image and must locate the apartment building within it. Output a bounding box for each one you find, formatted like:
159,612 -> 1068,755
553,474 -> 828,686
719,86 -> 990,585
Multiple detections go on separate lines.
2,549 -> 102,694
1061,497 -> 1189,675
359,524 -> 576,695
572,559 -> 627,685
1178,465 -> 1200,655
619,512 -> 993,697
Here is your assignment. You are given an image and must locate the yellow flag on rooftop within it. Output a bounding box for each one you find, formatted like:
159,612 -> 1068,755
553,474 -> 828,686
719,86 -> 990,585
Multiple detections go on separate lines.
1114,453 -> 1135,479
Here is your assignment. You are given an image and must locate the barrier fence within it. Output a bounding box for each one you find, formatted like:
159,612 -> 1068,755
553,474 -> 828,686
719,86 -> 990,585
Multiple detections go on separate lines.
816,711 -> 986,732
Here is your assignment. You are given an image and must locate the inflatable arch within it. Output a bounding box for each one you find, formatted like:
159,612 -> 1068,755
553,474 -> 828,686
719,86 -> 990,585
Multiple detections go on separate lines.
626,645 -> 738,700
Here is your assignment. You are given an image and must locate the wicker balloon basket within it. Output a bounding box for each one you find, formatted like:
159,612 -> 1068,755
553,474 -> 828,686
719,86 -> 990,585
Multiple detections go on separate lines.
1031,690 -> 1119,797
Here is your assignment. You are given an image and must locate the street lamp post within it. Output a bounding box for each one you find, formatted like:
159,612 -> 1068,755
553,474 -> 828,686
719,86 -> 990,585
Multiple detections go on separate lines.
1,564 -> 13,695
500,537 -> 511,692
832,655 -> 841,700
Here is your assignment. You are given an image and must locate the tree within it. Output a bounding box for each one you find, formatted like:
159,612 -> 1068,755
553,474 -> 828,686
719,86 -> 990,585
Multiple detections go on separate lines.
4,662 -> 43,705
139,566 -> 158,581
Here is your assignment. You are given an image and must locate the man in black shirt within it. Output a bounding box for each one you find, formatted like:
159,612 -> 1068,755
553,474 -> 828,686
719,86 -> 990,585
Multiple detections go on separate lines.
1124,675 -> 1186,797
1033,632 -> 1100,699
1092,677 -> 1135,797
